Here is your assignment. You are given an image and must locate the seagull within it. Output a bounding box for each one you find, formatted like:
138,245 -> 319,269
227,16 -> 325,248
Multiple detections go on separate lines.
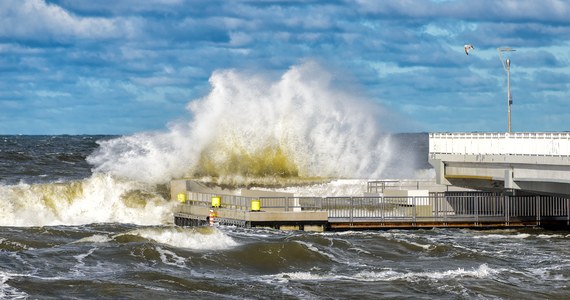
464,44 -> 474,55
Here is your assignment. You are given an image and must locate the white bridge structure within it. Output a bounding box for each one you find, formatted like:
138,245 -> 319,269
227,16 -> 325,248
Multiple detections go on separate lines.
429,132 -> 570,196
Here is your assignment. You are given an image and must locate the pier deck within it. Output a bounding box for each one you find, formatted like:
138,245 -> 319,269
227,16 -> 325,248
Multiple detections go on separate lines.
172,180 -> 570,231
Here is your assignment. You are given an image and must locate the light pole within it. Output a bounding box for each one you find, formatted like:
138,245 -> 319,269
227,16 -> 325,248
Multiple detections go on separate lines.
498,47 -> 516,133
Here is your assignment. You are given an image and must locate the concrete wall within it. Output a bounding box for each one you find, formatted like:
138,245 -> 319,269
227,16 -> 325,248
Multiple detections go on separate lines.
430,132 -> 570,156
429,132 -> 570,196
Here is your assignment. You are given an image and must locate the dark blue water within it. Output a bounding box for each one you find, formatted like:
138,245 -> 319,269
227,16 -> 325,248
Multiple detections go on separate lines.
0,135 -> 114,185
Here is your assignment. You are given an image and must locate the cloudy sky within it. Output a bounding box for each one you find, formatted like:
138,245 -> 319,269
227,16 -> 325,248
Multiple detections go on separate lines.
1,0 -> 569,134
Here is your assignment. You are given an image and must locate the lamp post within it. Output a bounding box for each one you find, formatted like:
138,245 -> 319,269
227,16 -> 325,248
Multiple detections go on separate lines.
498,47 -> 516,133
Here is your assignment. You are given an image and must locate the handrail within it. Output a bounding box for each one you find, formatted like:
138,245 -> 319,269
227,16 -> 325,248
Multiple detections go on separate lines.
429,132 -> 570,156
179,190 -> 570,225
367,179 -> 439,193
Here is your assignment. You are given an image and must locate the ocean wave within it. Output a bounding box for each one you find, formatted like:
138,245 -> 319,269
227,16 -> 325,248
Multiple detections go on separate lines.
123,226 -> 239,251
87,62 -> 396,185
0,173 -> 175,227
0,271 -> 29,300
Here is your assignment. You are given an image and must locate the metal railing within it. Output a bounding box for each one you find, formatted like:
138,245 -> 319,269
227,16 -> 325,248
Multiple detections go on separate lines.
367,179 -> 440,193
180,191 -> 570,226
429,132 -> 570,156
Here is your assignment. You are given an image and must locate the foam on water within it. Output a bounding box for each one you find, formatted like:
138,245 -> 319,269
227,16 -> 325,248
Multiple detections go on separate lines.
537,234 -> 566,239
473,233 -> 531,240
0,272 -> 28,300
294,240 -> 336,261
125,226 -> 239,250
264,271 -> 329,284
156,246 -> 188,268
269,264 -> 499,284
70,247 -> 99,277
409,264 -> 499,280
87,62 -> 398,185
0,173 -> 175,227
73,234 -> 113,244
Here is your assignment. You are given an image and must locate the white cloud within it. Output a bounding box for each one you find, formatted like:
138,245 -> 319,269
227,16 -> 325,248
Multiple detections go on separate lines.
352,0 -> 570,23
0,0 -> 125,41
35,90 -> 71,98
2,0 -> 570,134
228,31 -> 252,47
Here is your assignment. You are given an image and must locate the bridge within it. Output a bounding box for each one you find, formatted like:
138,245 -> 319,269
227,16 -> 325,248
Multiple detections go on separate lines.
429,132 -> 570,196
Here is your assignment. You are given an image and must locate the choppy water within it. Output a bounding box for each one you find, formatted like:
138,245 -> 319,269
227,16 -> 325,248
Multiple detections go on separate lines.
2,225 -> 569,299
1,135 -> 569,299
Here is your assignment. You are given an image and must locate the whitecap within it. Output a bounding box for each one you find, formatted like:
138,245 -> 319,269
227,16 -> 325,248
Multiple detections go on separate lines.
0,271 -> 29,300
126,226 -> 239,250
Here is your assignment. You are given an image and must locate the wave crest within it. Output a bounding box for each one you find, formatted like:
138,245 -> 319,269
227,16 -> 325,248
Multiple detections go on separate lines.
87,61 -> 394,184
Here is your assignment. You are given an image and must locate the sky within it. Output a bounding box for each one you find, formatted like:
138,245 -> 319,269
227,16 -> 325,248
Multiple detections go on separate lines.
0,0 -> 569,135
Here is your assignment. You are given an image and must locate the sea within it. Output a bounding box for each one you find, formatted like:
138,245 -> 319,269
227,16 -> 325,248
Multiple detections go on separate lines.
1,134 -> 569,300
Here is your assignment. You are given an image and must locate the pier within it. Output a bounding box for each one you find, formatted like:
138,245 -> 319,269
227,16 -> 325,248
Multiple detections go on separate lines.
172,179 -> 570,231
172,132 -> 570,231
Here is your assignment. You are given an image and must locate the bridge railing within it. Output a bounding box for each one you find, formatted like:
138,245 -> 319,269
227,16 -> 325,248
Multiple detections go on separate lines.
429,132 -> 570,156
367,179 -> 438,193
181,191 -> 570,225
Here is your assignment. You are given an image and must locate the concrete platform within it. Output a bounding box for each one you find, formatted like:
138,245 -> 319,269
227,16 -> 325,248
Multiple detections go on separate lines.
172,179 -> 570,231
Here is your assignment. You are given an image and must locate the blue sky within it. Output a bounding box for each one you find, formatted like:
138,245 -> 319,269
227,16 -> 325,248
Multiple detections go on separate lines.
0,0 -> 569,134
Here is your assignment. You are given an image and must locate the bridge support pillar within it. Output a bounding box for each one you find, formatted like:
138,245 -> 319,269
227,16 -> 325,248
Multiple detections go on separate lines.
504,169 -> 519,190
430,158 -> 450,186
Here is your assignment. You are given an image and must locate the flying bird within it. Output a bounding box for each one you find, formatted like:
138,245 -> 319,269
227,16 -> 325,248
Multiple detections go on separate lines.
464,44 -> 474,55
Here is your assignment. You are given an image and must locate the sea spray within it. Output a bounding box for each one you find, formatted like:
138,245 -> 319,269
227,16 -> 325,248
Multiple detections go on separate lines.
0,173 -> 174,227
87,61 -> 394,185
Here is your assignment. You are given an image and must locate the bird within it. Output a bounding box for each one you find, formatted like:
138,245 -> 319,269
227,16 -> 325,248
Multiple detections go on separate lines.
464,44 -> 474,55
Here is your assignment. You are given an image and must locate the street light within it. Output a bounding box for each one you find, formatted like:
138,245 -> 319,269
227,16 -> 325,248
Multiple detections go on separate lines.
497,47 -> 516,133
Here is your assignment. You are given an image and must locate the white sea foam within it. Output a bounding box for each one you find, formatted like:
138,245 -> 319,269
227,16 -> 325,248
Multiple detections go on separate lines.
347,247 -> 372,255
73,234 -> 113,244
0,238 -> 30,251
414,264 -> 499,280
354,264 -> 499,282
406,241 -> 437,251
87,61 -> 398,185
0,272 -> 28,300
528,265 -> 569,282
473,233 -> 531,240
73,247 -> 97,264
537,234 -> 565,239
268,271 -> 331,283
127,226 -> 239,250
156,246 -> 187,268
70,247 -> 98,277
0,173 -> 176,227
295,240 -> 336,260
270,264 -> 499,284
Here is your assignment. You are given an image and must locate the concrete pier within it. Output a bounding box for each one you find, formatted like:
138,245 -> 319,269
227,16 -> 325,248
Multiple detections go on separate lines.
172,179 -> 570,231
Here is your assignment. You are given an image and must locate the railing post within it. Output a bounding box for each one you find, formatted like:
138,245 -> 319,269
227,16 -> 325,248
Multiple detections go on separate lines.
475,195 -> 479,225
413,196 -> 417,225
536,195 -> 541,226
444,194 -> 448,225
349,197 -> 354,225
567,197 -> 569,226
434,193 -> 439,221
504,195 -> 510,226
380,195 -> 385,220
